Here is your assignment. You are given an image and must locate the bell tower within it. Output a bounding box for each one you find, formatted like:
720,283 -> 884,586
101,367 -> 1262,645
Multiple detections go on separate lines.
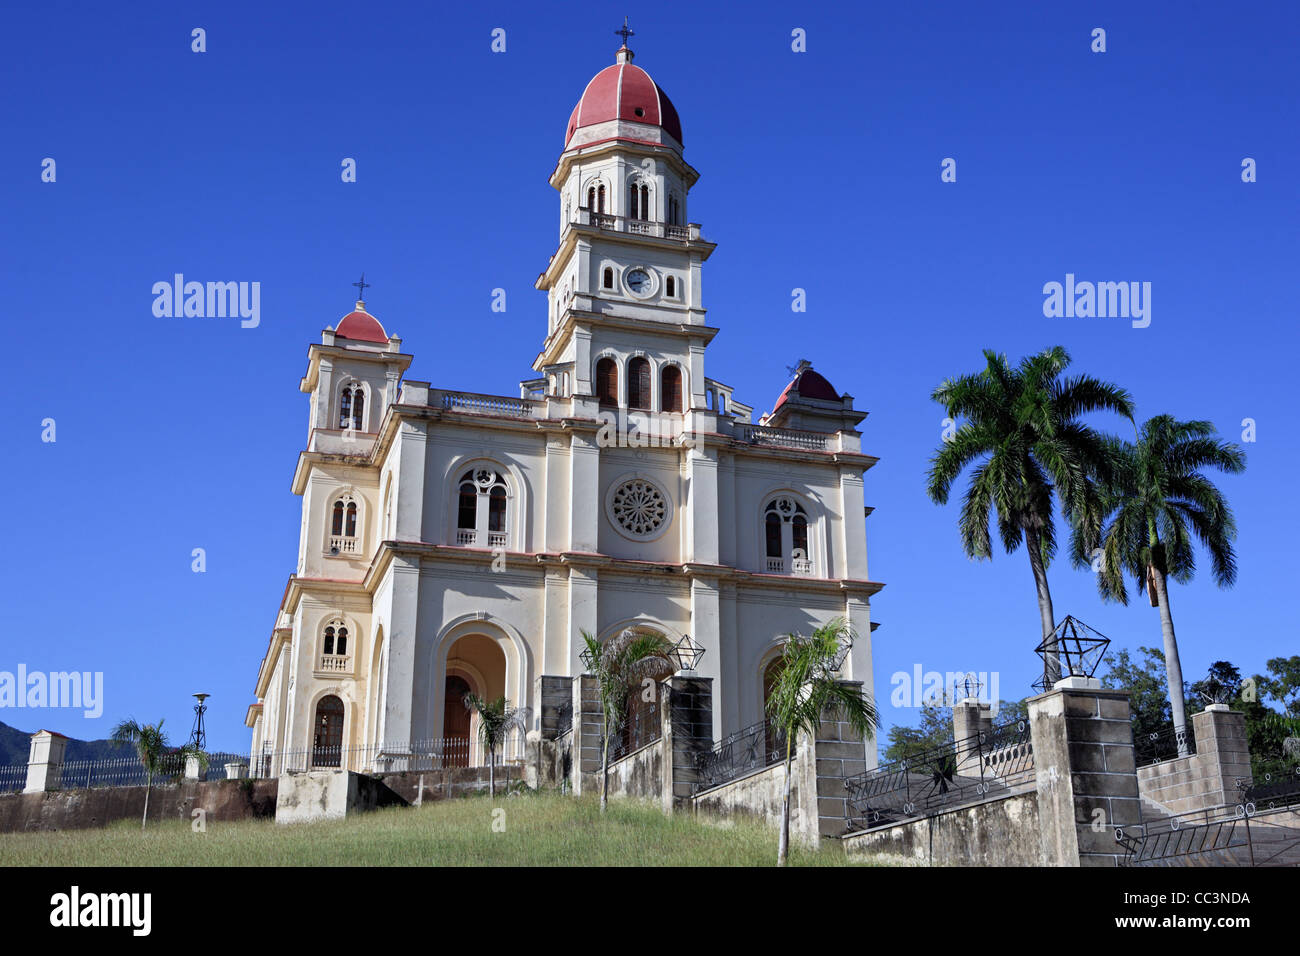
534,37 -> 717,411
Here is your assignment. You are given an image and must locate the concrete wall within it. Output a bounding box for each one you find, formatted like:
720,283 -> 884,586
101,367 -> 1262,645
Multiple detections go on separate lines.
0,779 -> 278,833
1137,707 -> 1252,815
604,738 -> 670,807
842,791 -> 1040,866
692,759 -> 819,847
275,771 -> 406,824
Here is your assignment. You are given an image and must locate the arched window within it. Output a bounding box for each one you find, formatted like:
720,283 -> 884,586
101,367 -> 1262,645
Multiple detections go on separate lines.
661,365 -> 682,413
382,476 -> 393,538
665,275 -> 676,298
596,357 -> 618,406
338,384 -> 365,430
329,493 -> 360,554
668,194 -> 680,225
763,497 -> 812,575
603,267 -> 614,289
454,468 -> 509,548
629,182 -> 649,220
312,695 -> 344,768
587,183 -> 606,214
627,357 -> 651,410
322,619 -> 350,662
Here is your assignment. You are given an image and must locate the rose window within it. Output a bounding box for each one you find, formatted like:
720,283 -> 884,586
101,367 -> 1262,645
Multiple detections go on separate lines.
611,479 -> 667,536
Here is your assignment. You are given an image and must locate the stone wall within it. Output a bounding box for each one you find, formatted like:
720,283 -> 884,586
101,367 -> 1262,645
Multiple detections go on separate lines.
603,738 -> 670,805
378,765 -> 511,803
0,778 -> 278,833
1137,707 -> 1252,815
275,771 -> 407,824
842,791 -> 1040,866
692,755 -> 819,846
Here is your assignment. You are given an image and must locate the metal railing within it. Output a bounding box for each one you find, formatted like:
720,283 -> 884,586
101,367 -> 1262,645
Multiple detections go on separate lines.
1117,801 -> 1300,867
844,718 -> 1035,831
1133,722 -> 1196,767
608,691 -> 663,763
249,734 -> 525,779
576,211 -> 697,242
694,719 -> 791,792
0,763 -> 28,794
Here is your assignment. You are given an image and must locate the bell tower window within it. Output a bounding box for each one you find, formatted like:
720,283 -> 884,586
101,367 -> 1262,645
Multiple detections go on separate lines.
628,357 -> 651,410
329,493 -> 360,555
661,366 -> 682,413
454,469 -> 510,548
596,357 -> 619,406
763,497 -> 813,575
629,183 -> 649,220
338,383 -> 365,431
603,267 -> 614,289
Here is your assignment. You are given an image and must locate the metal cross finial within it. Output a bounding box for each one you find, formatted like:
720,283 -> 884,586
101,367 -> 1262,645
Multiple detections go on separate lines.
353,273 -> 370,301
615,16 -> 634,47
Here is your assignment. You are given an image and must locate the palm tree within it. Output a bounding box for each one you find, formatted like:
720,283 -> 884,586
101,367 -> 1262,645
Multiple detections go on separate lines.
1076,415 -> 1245,755
927,346 -> 1133,681
579,628 -> 676,813
111,718 -> 203,831
461,694 -> 528,797
765,618 -> 878,866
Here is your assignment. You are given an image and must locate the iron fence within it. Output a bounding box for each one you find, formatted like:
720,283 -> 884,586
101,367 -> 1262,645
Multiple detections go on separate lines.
1133,722 -> 1196,767
58,752 -> 190,789
249,735 -> 527,778
693,719 -> 791,792
1117,802 -> 1300,867
844,718 -> 1035,831
607,689 -> 663,763
0,763 -> 28,794
1236,754 -> 1300,813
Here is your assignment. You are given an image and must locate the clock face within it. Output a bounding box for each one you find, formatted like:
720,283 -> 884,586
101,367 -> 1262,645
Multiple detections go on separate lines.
624,268 -> 652,295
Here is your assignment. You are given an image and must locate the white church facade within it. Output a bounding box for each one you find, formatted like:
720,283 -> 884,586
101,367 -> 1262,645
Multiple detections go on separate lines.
246,41 -> 883,769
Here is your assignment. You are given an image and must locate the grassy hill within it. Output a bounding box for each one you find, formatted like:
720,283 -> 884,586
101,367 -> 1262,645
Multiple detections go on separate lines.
0,791 -> 876,867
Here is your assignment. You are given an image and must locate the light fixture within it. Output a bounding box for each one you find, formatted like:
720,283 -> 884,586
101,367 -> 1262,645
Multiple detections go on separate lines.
670,634 -> 705,673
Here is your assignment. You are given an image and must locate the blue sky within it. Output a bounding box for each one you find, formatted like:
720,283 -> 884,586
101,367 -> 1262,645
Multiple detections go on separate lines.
3,1 -> 1296,752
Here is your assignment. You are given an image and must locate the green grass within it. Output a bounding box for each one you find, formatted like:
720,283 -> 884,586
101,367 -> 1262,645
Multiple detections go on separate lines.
0,792 -> 875,866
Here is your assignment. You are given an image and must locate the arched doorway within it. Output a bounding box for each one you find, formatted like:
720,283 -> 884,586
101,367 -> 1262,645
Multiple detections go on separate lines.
762,655 -> 794,764
442,633 -> 511,766
313,695 -> 344,768
443,675 -> 472,767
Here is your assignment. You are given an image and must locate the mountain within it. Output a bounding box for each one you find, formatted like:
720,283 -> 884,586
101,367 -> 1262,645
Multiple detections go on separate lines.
0,720 -> 124,766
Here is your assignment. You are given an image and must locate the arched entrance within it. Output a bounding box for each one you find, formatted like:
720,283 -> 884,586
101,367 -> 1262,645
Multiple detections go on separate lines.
443,675 -> 473,767
442,633 -> 510,766
313,695 -> 344,768
762,655 -> 794,764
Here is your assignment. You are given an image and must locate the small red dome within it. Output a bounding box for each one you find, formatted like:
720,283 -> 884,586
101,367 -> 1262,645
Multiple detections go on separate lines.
335,304 -> 388,344
565,49 -> 683,149
773,368 -> 840,410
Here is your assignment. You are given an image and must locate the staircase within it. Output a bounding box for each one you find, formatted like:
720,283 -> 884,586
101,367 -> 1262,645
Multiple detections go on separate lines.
1127,798 -> 1300,867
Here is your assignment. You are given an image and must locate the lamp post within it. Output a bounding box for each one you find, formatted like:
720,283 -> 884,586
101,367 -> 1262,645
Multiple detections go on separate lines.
670,634 -> 706,674
190,693 -> 210,751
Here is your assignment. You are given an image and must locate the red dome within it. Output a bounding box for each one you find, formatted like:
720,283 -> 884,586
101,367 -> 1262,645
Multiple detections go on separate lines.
773,368 -> 840,410
565,49 -> 683,149
335,304 -> 388,344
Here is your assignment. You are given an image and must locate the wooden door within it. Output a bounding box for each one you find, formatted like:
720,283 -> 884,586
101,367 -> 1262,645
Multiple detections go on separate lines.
444,676 -> 472,767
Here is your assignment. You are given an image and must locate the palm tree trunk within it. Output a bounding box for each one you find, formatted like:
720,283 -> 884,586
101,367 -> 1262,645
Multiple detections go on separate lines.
1149,564 -> 1190,756
777,733 -> 793,867
1024,527 -> 1059,682
142,775 -> 151,831
488,749 -> 495,798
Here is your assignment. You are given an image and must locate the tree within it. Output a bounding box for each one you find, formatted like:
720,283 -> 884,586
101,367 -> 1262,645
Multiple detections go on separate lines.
110,718 -> 203,831
882,703 -> 951,763
461,694 -> 527,798
928,346 -> 1133,682
1101,647 -> 1173,742
1258,656 -> 1300,718
765,619 -> 878,866
579,628 -> 676,813
1079,416 -> 1245,755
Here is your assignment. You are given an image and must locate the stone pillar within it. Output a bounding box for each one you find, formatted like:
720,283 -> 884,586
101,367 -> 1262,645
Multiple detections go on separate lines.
225,762 -> 249,780
185,755 -> 203,780
535,675 -> 574,740
24,730 -> 69,793
663,676 -> 713,811
1028,680 -> 1139,867
1191,705 -> 1253,807
809,682 -> 870,840
953,698 -> 994,775
571,675 -> 604,795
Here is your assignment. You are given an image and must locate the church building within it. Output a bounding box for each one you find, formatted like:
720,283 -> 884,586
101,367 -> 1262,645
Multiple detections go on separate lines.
246,39 -> 883,770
